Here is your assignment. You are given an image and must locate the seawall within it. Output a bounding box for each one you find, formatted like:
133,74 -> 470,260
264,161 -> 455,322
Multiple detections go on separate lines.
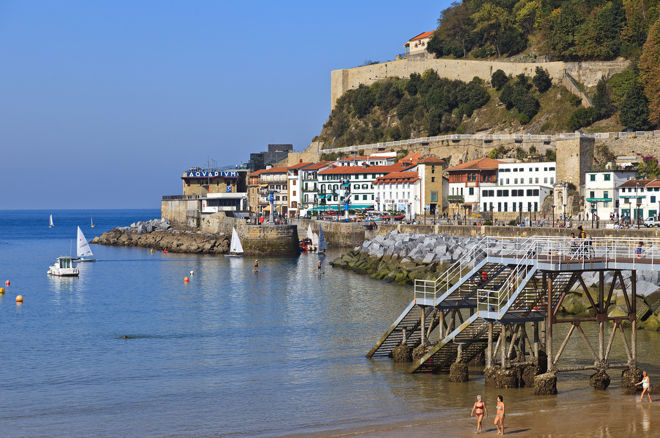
294,218 -> 660,248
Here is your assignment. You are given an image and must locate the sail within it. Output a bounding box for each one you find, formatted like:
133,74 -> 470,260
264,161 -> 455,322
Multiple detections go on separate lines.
91,216 -> 95,227
318,225 -> 327,251
77,226 -> 93,257
49,214 -> 54,227
230,228 -> 244,254
312,232 -> 319,246
307,224 -> 314,240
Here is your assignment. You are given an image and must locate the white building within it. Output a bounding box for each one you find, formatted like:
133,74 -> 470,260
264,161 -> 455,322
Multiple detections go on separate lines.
485,161 -> 556,216
334,152 -> 396,167
373,171 -> 421,218
617,179 -> 660,222
584,170 -> 636,220
403,31 -> 434,56
286,161 -> 312,218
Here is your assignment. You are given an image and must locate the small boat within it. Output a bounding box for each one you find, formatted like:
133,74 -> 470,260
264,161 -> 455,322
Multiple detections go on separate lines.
49,214 -> 54,228
225,227 -> 244,257
302,225 -> 316,252
73,226 -> 96,262
91,216 -> 95,228
47,256 -> 79,277
318,225 -> 327,253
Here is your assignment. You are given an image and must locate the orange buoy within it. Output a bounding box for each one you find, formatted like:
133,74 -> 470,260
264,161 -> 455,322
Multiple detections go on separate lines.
5,280 -> 10,286
163,249 -> 168,254
184,276 -> 190,283
0,287 -> 4,294
16,295 -> 23,303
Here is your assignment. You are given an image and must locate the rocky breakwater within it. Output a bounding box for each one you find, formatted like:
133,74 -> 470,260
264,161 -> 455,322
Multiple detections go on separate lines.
331,231 -> 486,284
91,218 -> 230,254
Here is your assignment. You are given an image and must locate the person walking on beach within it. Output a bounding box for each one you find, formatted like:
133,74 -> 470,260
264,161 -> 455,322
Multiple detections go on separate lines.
470,394 -> 487,433
494,395 -> 505,435
636,371 -> 652,403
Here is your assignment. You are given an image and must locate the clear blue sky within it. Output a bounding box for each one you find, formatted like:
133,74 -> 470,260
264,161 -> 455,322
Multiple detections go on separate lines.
0,1 -> 448,209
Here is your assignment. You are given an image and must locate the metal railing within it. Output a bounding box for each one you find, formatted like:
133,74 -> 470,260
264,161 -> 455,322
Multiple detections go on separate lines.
414,236 -> 489,304
477,238 -> 537,318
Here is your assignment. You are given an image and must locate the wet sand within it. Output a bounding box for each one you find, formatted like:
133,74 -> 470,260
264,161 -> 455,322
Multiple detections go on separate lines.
294,389 -> 657,438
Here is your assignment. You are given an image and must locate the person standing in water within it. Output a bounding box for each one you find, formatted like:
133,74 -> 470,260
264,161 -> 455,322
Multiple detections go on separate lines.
636,371 -> 652,403
470,394 -> 487,433
253,259 -> 259,273
494,395 -> 505,435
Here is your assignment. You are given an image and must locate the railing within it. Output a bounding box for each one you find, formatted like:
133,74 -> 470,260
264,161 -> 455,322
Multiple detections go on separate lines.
477,238 -> 537,318
162,195 -> 203,200
326,130 -> 660,154
414,236 -> 489,304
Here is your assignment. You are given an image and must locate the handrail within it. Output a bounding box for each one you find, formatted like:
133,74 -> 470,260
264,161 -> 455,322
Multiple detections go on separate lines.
414,235 -> 489,304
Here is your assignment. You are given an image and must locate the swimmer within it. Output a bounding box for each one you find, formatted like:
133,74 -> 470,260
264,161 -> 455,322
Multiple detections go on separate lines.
494,395 -> 505,435
636,371 -> 652,403
470,394 -> 487,433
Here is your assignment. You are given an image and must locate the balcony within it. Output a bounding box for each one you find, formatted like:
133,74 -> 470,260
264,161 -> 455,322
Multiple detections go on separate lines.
447,195 -> 464,203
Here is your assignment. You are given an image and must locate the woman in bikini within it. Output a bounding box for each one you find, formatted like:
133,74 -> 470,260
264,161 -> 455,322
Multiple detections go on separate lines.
636,371 -> 652,403
470,394 -> 487,433
494,394 -> 505,435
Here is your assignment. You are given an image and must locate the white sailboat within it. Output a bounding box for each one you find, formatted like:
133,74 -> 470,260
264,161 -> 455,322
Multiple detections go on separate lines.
318,225 -> 327,253
49,214 -> 54,228
74,226 -> 96,262
225,227 -> 244,257
312,232 -> 319,247
91,216 -> 95,228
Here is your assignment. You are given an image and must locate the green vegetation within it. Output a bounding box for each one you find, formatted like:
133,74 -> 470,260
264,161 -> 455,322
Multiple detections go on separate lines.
638,156 -> 660,179
499,74 -> 542,124
639,17 -> 660,126
320,71 -> 491,147
427,0 -> 659,61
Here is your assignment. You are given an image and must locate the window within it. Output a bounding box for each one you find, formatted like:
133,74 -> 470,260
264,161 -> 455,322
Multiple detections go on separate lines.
550,177 -> 554,184
513,202 -> 516,212
431,177 -> 435,182
652,196 -> 657,203
604,191 -> 609,199
549,167 -> 555,171
535,178 -> 539,183
534,202 -> 538,212
590,191 -> 595,198
514,178 -> 518,184
529,178 -> 533,184
431,191 -> 438,202
535,167 -> 539,171
533,190 -> 539,196
527,189 -> 533,196
292,191 -> 296,196
292,180 -> 296,185
363,195 -> 368,200
590,174 -> 596,181
469,188 -> 474,195
431,166 -> 435,173
604,174 -> 611,181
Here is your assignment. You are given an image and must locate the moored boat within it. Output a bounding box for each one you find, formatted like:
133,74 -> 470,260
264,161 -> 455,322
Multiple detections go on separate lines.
73,226 -> 96,262
225,227 -> 244,257
47,256 -> 79,277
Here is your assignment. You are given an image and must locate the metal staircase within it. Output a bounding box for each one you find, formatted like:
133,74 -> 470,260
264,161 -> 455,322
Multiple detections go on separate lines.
366,302 -> 436,358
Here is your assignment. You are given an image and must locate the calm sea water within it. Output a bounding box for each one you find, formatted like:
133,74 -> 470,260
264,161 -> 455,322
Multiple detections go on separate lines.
0,210 -> 658,437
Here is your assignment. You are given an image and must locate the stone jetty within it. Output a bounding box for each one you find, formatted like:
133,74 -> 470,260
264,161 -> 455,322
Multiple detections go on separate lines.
332,231 -> 660,330
91,218 -> 230,254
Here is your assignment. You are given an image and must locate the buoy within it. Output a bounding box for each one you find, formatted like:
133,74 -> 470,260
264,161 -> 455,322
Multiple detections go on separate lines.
189,270 -> 194,276
5,280 -> 10,286
184,276 -> 190,283
0,287 -> 4,294
163,250 -> 168,254
16,295 -> 23,303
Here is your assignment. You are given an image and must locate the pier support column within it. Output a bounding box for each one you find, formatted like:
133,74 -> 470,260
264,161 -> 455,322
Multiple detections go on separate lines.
546,275 -> 554,373
438,310 -> 445,341
534,372 -> 557,395
631,270 -> 637,368
449,344 -> 469,382
501,325 -> 507,368
420,307 -> 426,346
590,371 -> 610,390
486,322 -> 493,369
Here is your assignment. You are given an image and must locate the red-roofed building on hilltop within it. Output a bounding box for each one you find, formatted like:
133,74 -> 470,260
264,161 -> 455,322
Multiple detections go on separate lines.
404,31 -> 434,56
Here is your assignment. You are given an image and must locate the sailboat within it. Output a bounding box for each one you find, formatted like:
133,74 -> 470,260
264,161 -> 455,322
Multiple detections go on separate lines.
91,216 -> 95,228
74,226 -> 96,262
318,225 -> 327,253
225,227 -> 244,257
49,214 -> 54,228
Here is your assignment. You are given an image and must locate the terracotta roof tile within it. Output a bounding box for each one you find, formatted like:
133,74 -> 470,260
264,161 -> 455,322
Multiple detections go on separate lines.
373,172 -> 420,185
409,31 -> 434,41
287,162 -> 312,170
617,179 -> 652,188
446,157 -> 502,171
318,164 -> 405,175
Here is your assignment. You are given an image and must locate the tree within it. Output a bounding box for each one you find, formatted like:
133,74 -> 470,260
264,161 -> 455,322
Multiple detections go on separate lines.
575,1 -> 625,60
619,81 -> 650,130
592,77 -> 615,120
568,107 -> 596,130
637,156 -> 660,179
434,2 -> 475,57
471,3 -> 513,57
351,85 -> 375,118
539,5 -> 585,59
491,69 -> 509,89
639,17 -> 660,127
514,0 -> 542,34
406,73 -> 422,96
532,67 -> 552,92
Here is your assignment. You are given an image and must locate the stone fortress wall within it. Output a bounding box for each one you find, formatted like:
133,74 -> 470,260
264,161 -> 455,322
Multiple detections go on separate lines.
330,56 -> 630,109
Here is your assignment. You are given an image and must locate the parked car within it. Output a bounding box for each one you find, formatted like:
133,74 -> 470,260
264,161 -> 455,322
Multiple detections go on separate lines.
644,217 -> 660,227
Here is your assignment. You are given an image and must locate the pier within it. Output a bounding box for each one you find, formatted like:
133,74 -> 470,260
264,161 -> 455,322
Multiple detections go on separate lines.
367,236 -> 660,393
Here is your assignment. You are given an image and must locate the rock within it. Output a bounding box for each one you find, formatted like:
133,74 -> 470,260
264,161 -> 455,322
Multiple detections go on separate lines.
534,372 -> 557,395
641,314 -> 660,331
561,293 -> 586,315
484,367 -> 498,387
589,371 -> 610,390
422,253 -> 435,264
521,364 -> 541,388
449,362 -> 469,382
412,344 -> 429,361
621,368 -> 644,394
636,280 -> 660,297
646,290 -> 660,312
392,344 -> 413,362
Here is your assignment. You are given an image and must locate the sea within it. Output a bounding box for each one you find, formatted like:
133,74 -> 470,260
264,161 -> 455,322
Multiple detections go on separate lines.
0,210 -> 658,437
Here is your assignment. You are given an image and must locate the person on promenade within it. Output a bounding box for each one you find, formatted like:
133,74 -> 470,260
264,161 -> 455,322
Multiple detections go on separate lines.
636,371 -> 652,403
494,395 -> 505,435
470,394 -> 487,433
636,241 -> 644,258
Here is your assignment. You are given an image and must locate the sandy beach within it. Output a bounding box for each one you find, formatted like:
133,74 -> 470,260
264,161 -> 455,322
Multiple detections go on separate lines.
295,387 -> 657,438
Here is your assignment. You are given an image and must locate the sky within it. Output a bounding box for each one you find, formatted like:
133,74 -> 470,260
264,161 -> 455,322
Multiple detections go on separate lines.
0,1 -> 448,209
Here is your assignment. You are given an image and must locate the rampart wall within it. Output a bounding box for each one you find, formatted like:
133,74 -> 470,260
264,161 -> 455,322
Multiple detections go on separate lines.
330,57 -> 629,109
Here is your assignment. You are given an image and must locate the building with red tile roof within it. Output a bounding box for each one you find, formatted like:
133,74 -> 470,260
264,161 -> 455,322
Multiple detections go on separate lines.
404,31 -> 434,56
